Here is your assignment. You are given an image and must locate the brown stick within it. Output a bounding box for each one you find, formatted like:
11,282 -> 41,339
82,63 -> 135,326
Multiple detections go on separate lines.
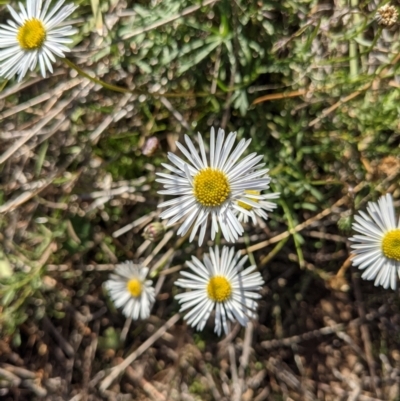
352,269 -> 381,398
99,313 -> 180,392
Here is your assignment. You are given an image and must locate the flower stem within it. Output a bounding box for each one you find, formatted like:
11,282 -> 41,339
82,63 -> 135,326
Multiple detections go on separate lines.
64,57 -> 218,99
64,58 -> 131,94
0,80 -> 9,93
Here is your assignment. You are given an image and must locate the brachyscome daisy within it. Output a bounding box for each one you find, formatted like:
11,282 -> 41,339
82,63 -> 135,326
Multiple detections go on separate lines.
156,127 -> 271,245
104,261 -> 155,320
235,185 -> 280,225
349,193 -> 400,290
175,246 -> 265,335
0,0 -> 77,82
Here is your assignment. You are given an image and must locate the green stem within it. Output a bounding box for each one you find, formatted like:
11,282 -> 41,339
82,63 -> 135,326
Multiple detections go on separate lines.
0,80 -> 8,93
349,0 -> 359,77
259,237 -> 289,267
281,200 -> 304,269
244,233 -> 256,267
64,58 -> 220,98
215,229 -> 221,246
64,58 -> 131,94
360,26 -> 383,56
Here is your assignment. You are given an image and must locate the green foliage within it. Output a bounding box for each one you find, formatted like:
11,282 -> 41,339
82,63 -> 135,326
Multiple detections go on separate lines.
98,327 -> 122,350
189,378 -> 207,396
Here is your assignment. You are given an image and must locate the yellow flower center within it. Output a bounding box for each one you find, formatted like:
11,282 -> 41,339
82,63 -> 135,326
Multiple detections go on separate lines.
207,276 -> 232,302
126,278 -> 142,297
382,229 -> 400,261
193,168 -> 230,207
237,190 -> 260,211
17,18 -> 46,50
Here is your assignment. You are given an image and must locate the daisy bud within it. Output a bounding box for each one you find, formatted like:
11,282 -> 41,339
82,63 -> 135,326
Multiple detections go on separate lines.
337,215 -> 352,235
142,137 -> 159,156
143,222 -> 165,242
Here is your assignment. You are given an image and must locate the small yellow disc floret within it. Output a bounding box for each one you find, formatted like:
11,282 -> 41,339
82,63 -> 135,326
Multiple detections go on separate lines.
237,190 -> 260,211
126,278 -> 142,297
207,276 -> 232,302
193,168 -> 230,207
382,229 -> 400,261
17,18 -> 46,50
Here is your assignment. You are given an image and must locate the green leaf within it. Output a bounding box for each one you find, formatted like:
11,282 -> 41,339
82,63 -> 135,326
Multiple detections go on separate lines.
2,289 -> 15,306
178,40 -> 220,74
0,257 -> 12,278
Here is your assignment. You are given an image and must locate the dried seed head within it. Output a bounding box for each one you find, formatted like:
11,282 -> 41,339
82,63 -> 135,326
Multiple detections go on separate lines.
142,222 -> 165,242
376,4 -> 398,27
142,136 -> 159,156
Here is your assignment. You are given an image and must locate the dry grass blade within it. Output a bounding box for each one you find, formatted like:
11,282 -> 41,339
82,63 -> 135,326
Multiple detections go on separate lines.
99,313 -> 180,392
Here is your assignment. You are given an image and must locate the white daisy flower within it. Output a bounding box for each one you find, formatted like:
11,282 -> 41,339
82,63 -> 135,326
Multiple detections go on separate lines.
235,186 -> 280,225
156,127 -> 271,245
349,193 -> 400,290
0,0 -> 77,82
175,245 -> 264,336
104,262 -> 155,320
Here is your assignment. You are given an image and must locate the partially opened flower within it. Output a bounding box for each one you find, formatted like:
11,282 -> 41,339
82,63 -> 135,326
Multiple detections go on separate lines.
235,187 -> 280,225
0,0 -> 77,81
175,246 -> 264,335
349,193 -> 400,290
156,127 -> 271,245
105,262 -> 155,320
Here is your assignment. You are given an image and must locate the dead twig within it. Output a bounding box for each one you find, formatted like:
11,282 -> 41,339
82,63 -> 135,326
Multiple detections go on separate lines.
234,322 -> 253,401
352,269 -> 381,398
99,313 -> 180,392
244,181 -> 368,255
261,307 -> 384,351
89,93 -> 135,144
0,78 -> 82,121
42,316 -> 75,358
125,365 -> 166,401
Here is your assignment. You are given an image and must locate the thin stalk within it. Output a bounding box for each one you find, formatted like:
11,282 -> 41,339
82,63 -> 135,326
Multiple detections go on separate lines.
215,229 -> 221,246
282,200 -> 304,269
360,26 -> 383,56
0,80 -> 8,92
244,233 -> 256,267
64,58 -> 130,94
349,0 -> 359,77
64,58 -> 219,98
259,237 -> 289,267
